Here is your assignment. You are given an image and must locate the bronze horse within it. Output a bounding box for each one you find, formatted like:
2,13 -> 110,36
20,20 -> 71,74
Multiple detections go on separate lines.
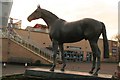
27,5 -> 109,75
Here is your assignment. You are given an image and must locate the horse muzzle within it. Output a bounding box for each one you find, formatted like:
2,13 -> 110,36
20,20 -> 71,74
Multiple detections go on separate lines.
27,17 -> 32,22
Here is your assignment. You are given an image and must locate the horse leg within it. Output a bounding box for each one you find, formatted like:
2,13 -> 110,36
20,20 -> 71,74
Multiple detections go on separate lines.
93,48 -> 101,76
50,40 -> 58,71
89,53 -> 96,74
89,41 -> 99,75
59,43 -> 66,71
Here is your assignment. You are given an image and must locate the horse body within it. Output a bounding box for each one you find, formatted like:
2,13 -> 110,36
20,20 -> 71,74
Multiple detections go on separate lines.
50,18 -> 102,43
27,5 -> 109,76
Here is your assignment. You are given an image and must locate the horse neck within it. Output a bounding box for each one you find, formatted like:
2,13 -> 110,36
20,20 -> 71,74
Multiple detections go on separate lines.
41,9 -> 59,27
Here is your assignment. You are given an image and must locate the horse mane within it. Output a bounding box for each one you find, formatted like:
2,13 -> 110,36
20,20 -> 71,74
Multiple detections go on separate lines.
41,9 -> 59,19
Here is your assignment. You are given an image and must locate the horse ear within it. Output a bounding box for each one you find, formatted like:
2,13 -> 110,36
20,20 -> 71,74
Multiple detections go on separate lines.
37,5 -> 41,9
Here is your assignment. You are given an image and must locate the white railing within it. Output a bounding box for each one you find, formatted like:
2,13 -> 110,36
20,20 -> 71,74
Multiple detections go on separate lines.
2,29 -> 53,62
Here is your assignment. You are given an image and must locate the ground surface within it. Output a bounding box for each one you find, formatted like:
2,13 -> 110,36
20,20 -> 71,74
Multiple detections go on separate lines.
2,62 -> 118,76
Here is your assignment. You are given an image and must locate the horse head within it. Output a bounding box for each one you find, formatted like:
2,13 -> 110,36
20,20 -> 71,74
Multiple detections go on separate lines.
27,5 -> 42,22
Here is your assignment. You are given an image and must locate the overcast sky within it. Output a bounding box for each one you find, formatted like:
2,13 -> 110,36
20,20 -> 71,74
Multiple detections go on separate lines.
10,0 -> 119,39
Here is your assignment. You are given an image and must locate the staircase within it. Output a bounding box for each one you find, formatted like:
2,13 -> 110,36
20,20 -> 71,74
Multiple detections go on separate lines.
2,29 -> 53,64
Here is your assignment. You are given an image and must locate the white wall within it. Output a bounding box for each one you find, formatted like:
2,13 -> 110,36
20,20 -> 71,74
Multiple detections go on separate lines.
0,0 -> 13,27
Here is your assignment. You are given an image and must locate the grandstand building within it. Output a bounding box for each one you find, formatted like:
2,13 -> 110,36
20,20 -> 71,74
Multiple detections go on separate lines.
2,27 -> 117,63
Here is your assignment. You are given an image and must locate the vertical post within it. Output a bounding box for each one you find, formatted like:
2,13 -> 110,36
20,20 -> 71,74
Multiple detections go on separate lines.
118,2 -> 120,62
7,18 -> 13,55
25,63 -> 28,68
0,1 -> 13,78
28,26 -> 31,39
3,63 -> 6,68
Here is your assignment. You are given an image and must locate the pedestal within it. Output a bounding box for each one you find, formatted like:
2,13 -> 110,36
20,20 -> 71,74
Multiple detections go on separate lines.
25,68 -> 112,79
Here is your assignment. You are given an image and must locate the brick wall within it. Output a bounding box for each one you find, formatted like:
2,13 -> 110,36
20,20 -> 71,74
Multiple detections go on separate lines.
1,29 -> 118,63
2,38 -> 51,64
14,29 -> 119,62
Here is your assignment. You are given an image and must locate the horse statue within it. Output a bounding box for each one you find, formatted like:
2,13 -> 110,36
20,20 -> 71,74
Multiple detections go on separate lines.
27,5 -> 109,75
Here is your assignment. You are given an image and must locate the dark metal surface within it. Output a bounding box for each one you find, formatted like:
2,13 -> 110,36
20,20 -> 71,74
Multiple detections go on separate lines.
27,5 -> 109,75
25,68 -> 112,79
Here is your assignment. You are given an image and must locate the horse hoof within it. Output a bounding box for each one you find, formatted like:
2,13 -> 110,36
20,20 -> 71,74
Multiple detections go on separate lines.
57,60 -> 62,64
89,71 -> 93,74
60,69 -> 64,72
50,68 -> 54,72
93,73 -> 98,76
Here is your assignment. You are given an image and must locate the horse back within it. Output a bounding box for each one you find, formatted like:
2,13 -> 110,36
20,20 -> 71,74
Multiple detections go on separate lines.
49,18 -> 103,43
80,18 -> 103,40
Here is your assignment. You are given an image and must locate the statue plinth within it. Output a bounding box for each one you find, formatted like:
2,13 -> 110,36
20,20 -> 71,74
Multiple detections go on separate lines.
25,68 -> 112,79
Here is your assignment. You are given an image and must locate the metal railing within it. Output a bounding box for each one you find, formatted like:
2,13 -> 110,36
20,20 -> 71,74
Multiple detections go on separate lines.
2,29 -> 53,63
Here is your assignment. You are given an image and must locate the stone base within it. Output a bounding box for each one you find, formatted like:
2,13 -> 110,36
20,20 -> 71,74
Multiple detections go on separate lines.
25,68 -> 112,79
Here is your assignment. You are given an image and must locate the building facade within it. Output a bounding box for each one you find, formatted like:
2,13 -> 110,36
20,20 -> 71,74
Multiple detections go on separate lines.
15,29 -> 119,62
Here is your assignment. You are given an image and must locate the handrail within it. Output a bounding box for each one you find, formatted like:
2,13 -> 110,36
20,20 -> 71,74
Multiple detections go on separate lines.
3,28 -> 53,62
16,35 -> 53,55
14,29 -> 53,53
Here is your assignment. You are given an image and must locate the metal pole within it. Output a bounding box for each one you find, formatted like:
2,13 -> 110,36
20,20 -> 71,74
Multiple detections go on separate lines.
7,18 -> 13,55
28,26 -> 31,39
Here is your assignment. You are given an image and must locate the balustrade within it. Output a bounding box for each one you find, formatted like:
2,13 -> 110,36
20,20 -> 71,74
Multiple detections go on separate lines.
2,29 -> 53,62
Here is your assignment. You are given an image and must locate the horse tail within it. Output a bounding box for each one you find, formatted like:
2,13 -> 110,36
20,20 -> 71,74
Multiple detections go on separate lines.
101,22 -> 109,58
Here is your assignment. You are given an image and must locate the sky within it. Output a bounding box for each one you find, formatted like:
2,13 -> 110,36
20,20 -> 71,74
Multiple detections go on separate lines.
10,0 -> 119,40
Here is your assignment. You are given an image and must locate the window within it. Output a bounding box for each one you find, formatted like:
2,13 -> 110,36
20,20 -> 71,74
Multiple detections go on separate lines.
112,49 -> 117,53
